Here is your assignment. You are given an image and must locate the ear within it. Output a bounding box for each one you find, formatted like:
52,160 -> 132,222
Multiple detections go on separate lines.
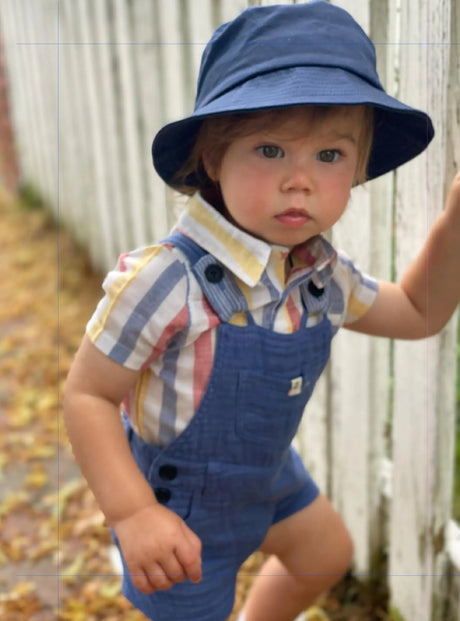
202,150 -> 219,182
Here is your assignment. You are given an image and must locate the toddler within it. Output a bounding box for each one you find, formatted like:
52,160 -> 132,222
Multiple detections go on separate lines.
64,2 -> 460,620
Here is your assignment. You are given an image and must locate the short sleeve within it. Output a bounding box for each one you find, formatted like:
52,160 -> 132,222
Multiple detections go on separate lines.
329,250 -> 379,327
86,244 -> 189,370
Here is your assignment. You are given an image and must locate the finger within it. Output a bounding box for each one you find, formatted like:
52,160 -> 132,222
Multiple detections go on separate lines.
129,566 -> 157,595
159,555 -> 187,584
144,562 -> 175,592
176,530 -> 202,583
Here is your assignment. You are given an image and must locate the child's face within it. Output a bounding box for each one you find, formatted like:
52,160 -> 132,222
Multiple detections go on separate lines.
204,107 -> 364,248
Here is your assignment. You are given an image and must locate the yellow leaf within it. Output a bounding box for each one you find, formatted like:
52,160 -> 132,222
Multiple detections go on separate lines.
72,510 -> 105,536
0,491 -> 28,517
305,606 -> 331,621
25,465 -> 48,489
29,444 -> 56,459
62,552 -> 85,583
54,478 -> 85,519
36,391 -> 58,412
98,580 -> 121,598
29,540 -> 57,561
0,453 -> 8,479
9,404 -> 35,427
6,536 -> 28,561
12,581 -> 36,597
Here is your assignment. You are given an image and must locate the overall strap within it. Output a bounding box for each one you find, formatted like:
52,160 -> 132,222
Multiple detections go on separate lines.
163,232 -> 249,323
165,232 -> 207,266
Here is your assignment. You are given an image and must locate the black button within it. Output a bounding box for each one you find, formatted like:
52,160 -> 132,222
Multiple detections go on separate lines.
204,263 -> 224,283
155,487 -> 171,504
159,464 -> 178,481
308,281 -> 324,298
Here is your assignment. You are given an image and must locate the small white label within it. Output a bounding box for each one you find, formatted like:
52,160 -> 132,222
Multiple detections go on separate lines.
288,376 -> 303,396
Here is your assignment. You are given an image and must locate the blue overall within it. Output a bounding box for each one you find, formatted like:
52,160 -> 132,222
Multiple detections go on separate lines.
114,233 -> 333,621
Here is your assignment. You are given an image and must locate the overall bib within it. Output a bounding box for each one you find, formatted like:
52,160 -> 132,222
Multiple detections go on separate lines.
115,233 -> 333,621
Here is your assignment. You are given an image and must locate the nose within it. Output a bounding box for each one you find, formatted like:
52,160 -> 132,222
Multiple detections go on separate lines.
280,162 -> 314,193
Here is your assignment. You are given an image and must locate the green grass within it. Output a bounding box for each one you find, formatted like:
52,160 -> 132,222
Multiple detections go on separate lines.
18,182 -> 45,210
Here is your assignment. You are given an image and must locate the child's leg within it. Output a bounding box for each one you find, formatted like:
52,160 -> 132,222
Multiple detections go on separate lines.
242,494 -> 353,621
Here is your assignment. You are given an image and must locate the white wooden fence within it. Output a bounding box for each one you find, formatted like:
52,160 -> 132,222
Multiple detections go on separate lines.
1,1 -> 459,619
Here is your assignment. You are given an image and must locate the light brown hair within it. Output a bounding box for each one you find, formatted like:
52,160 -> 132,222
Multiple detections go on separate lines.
171,105 -> 374,197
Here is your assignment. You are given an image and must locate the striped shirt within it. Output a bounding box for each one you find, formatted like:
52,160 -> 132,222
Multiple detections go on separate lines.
87,194 -> 378,445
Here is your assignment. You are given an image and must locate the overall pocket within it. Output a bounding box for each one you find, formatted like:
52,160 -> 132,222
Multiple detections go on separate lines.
235,370 -> 311,446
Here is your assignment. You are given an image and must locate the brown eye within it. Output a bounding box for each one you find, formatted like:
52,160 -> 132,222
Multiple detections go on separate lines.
257,145 -> 284,159
317,149 -> 341,163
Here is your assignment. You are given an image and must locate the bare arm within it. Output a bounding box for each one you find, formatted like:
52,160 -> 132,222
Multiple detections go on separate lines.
347,172 -> 460,339
63,335 -> 155,520
63,335 -> 202,592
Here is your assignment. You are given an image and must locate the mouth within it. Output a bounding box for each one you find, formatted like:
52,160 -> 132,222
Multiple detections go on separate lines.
275,208 -> 312,228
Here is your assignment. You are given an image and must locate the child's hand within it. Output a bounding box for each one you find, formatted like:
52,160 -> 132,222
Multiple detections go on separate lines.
112,503 -> 202,594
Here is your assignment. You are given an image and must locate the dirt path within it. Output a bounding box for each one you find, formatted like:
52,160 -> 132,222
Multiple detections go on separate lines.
0,188 -> 145,620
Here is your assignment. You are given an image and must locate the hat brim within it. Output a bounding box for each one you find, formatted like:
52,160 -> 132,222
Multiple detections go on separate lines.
152,66 -> 434,185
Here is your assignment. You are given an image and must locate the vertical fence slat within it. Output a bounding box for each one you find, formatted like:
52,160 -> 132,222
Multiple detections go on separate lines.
155,0 -> 190,218
60,0 -> 103,268
16,0 -> 43,195
129,0 -> 168,243
325,0 -> 390,576
90,0 -> 130,254
38,0 -> 59,212
183,0 -> 214,86
367,0 -> 394,564
78,0 -> 117,268
8,1 -> 51,198
445,0 -> 460,613
297,372 -> 329,494
59,3 -> 79,235
111,0 -> 148,250
389,1 -> 455,619
218,0 -> 250,23
156,0 -> 187,124
24,0 -> 57,210
60,0 -> 92,251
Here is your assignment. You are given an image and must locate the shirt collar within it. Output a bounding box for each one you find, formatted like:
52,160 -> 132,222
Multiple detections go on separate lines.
175,193 -> 337,288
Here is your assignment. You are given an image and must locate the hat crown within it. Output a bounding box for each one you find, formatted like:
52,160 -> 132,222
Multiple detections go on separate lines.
152,0 -> 434,186
196,0 -> 382,111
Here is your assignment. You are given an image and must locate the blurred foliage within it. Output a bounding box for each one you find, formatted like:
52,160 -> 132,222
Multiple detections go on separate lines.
18,182 -> 46,211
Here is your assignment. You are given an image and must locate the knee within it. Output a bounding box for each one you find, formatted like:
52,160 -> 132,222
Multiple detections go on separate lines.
332,526 -> 354,577
295,524 -> 354,587
289,528 -> 354,602
308,521 -> 354,590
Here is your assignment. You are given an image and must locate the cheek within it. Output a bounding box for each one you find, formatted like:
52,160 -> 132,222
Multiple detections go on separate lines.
324,170 -> 354,197
320,180 -> 351,221
221,164 -> 260,199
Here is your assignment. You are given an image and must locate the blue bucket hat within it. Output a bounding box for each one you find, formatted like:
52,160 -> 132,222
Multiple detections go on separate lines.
152,0 -> 434,186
